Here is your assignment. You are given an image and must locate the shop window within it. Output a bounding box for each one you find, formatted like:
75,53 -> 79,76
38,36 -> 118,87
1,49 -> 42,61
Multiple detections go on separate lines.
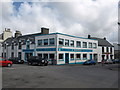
49,38 -> 55,45
76,54 -> 81,59
38,53 -> 42,58
70,54 -> 74,60
65,39 -> 69,46
89,42 -> 92,48
76,41 -> 81,47
83,54 -> 87,60
83,42 -> 87,48
44,39 -> 48,45
43,54 -> 48,59
70,40 -> 74,47
59,38 -> 64,45
49,54 -> 55,59
38,40 -> 42,46
18,52 -> 22,59
59,54 -> 64,60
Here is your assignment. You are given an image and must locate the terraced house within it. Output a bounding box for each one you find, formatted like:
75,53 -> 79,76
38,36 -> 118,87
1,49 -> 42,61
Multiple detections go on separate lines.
1,28 -> 114,65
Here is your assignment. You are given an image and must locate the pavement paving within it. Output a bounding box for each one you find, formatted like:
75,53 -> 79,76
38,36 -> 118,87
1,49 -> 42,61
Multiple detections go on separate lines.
2,63 -> 119,88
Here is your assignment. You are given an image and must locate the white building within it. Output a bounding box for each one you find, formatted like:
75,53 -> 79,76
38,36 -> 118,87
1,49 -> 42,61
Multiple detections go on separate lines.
2,28 -> 114,65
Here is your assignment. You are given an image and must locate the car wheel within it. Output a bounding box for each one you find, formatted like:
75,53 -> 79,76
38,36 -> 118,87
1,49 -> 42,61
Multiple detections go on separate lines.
7,63 -> 12,67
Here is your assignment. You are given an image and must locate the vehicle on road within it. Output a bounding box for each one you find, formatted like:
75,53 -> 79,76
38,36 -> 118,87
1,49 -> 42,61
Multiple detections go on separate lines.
27,56 -> 48,66
0,57 -> 13,67
103,59 -> 113,64
8,57 -> 24,64
83,60 -> 96,65
112,59 -> 120,64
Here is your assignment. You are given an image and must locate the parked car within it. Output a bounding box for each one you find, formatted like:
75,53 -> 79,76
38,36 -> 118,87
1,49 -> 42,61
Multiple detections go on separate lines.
83,60 -> 96,65
103,59 -> 113,64
27,56 -> 48,66
0,57 -> 13,67
112,59 -> 120,64
8,57 -> 24,64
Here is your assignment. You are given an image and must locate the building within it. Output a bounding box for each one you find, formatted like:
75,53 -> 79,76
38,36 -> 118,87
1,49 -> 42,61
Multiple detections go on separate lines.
113,43 -> 120,59
0,28 -> 12,57
88,35 -> 114,62
2,28 -> 99,65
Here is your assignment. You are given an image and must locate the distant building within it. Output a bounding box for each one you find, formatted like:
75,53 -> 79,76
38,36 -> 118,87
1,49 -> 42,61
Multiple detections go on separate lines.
0,28 -> 12,57
88,35 -> 114,62
113,43 -> 120,59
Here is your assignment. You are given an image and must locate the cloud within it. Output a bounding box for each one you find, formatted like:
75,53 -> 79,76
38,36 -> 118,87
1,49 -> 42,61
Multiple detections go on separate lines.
1,0 -> 119,44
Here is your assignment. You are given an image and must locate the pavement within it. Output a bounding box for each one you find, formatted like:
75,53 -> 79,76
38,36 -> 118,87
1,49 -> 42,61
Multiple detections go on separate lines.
2,63 -> 119,88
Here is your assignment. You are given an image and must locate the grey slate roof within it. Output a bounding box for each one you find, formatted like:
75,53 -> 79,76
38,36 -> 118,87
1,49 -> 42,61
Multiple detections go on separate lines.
90,37 -> 114,47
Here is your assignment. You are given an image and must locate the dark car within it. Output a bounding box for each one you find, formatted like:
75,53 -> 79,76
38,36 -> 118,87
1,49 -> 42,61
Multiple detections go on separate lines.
112,59 -> 120,64
103,59 -> 113,64
8,57 -> 24,64
27,56 -> 48,66
83,60 -> 96,65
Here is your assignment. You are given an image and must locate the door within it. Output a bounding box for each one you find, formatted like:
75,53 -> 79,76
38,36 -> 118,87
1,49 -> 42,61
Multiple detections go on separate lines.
90,54 -> 92,60
65,53 -> 69,64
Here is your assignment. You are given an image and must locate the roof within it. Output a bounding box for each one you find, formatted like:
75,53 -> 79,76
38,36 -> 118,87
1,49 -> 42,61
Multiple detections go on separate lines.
90,37 -> 114,47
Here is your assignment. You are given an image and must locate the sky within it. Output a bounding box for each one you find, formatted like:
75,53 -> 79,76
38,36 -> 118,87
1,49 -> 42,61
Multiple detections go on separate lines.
0,0 -> 119,43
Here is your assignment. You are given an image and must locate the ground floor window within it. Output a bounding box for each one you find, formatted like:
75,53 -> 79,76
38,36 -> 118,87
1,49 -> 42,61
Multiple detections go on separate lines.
38,53 -> 42,58
11,52 -> 14,58
59,54 -> 64,60
18,52 -> 22,59
76,54 -> 81,59
110,55 -> 113,59
49,54 -> 54,59
83,54 -> 87,60
70,54 -> 74,60
43,54 -> 48,59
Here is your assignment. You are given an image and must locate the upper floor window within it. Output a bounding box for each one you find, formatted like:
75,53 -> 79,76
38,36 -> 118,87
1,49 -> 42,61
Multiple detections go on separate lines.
44,39 -> 48,45
93,43 -> 97,48
76,54 -> 81,59
26,41 -> 30,49
65,39 -> 69,46
76,41 -> 81,47
4,44 -> 6,49
11,43 -> 14,50
89,42 -> 92,48
102,47 -> 104,53
83,42 -> 87,48
110,47 -> 112,53
18,42 -> 22,49
70,54 -> 74,60
59,38 -> 64,45
38,40 -> 42,46
70,40 -> 74,47
49,38 -> 55,45
106,47 -> 109,52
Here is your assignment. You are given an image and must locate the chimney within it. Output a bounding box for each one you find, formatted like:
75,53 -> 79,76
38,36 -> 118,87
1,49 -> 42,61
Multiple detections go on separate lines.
15,31 -> 22,38
88,35 -> 91,38
103,37 -> 106,40
41,27 -> 49,34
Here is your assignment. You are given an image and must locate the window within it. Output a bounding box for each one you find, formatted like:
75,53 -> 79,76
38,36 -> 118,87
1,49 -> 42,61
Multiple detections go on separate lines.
59,54 -> 64,60
65,39 -> 69,46
83,54 -> 87,60
83,42 -> 87,48
49,38 -> 55,45
4,44 -> 6,49
59,38 -> 64,45
38,53 -> 42,58
49,54 -> 55,59
26,41 -> 30,49
44,39 -> 48,45
89,42 -> 92,48
76,41 -> 81,47
76,54 -> 81,59
11,52 -> 14,58
70,40 -> 74,47
11,43 -> 14,50
102,47 -> 104,53
4,53 -> 6,58
18,52 -> 22,59
110,47 -> 112,53
18,42 -> 22,49
106,47 -> 109,52
93,43 -> 97,48
70,54 -> 74,60
43,54 -> 48,59
38,40 -> 42,46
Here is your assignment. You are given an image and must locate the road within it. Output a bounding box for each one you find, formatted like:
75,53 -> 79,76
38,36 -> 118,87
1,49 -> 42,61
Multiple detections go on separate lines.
2,63 -> 119,88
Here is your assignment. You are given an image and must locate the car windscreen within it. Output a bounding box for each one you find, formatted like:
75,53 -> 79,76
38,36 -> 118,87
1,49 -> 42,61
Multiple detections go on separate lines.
0,57 -> 5,61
